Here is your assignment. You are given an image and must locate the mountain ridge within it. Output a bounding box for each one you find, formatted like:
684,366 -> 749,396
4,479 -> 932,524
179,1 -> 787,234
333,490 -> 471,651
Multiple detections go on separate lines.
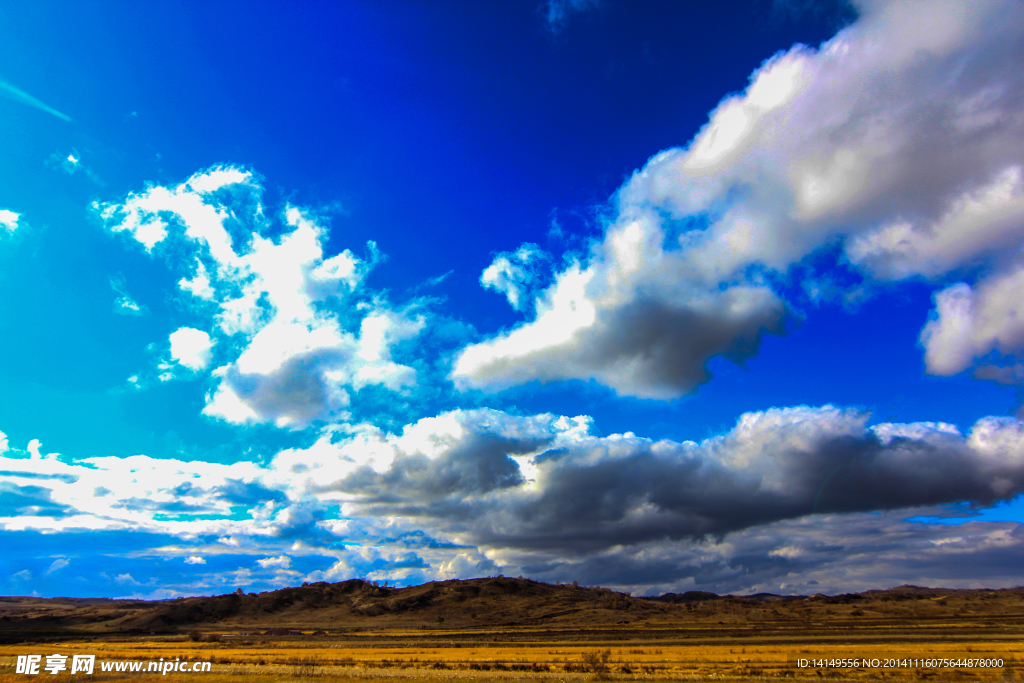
2,577 -> 1022,638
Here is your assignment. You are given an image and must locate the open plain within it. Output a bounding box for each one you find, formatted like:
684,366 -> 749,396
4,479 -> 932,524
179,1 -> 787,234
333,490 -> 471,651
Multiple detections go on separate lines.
1,578 -> 1023,682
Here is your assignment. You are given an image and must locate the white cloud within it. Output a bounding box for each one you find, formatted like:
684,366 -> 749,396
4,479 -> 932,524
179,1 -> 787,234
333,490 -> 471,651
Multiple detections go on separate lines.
921,264 -> 1024,379
456,250 -> 785,398
0,430 -> 7,454
455,0 -> 1024,398
45,558 -> 69,574
184,556 -> 206,565
0,441 -> 271,538
96,165 -> 251,252
256,555 -> 291,569
27,439 -> 44,459
62,152 -> 80,173
436,552 -> 492,580
115,297 -> 142,315
178,260 -> 215,300
480,243 -> 549,311
0,209 -> 19,234
96,167 -> 425,427
169,327 -> 215,371
115,573 -> 139,585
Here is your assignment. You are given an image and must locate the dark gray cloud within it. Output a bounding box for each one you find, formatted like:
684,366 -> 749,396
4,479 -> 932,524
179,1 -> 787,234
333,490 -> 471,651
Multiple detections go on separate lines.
220,348 -> 354,427
321,407 -> 1024,559
331,432 -> 540,502
513,510 -> 1024,595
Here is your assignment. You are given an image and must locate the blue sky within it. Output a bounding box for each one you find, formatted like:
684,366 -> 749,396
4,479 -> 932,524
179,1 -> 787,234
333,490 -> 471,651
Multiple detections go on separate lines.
2,0 -> 1024,599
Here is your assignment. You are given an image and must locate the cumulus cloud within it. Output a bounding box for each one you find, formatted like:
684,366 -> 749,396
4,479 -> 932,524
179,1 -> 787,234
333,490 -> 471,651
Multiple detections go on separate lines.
256,555 -> 291,569
27,439 -> 45,459
9,404 -> 1024,559
920,265 -> 1024,380
456,259 -> 786,398
4,404 -> 1024,593
169,327 -> 214,371
437,551 -> 498,580
0,209 -> 19,234
95,166 -> 425,427
455,0 -> 1024,398
320,407 -> 1024,555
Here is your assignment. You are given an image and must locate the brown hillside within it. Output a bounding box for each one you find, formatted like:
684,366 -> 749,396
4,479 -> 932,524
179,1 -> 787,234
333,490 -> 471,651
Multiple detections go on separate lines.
2,578 -> 1024,640
0,577 -> 659,635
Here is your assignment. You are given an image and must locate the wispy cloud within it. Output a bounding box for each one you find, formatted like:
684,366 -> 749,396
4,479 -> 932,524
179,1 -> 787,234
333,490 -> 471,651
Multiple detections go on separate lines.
0,77 -> 71,122
46,149 -> 104,185
544,0 -> 601,34
45,558 -> 69,575
480,244 -> 551,312
110,276 -> 145,316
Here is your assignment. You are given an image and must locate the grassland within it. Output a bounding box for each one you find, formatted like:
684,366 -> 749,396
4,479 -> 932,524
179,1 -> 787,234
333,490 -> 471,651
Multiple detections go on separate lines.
1,579 -> 1022,681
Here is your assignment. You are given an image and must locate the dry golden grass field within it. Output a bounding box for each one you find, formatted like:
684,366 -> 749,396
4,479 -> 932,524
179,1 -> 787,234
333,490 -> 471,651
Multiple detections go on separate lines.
1,578 -> 1022,681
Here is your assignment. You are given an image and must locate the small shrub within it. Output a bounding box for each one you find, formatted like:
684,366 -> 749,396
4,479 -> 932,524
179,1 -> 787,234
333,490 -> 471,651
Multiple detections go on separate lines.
582,649 -> 612,680
292,655 -> 323,677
